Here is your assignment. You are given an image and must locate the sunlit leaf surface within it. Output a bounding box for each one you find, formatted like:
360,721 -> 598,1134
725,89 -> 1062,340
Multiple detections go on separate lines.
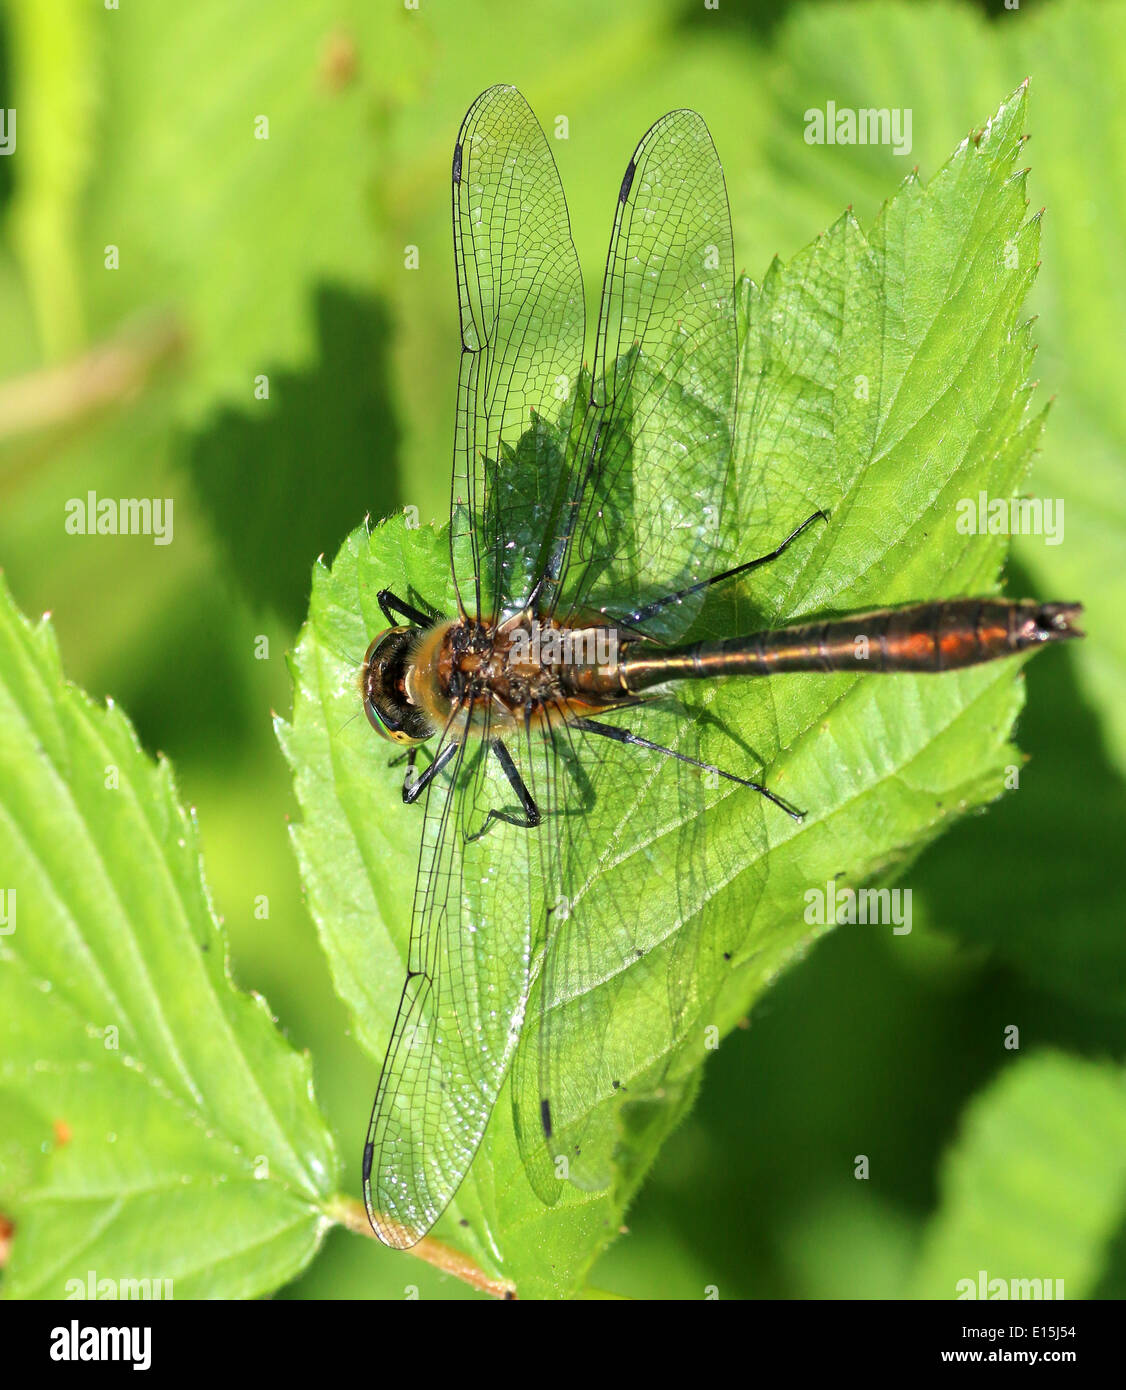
0,576 -> 337,1299
279,84 -> 1055,1297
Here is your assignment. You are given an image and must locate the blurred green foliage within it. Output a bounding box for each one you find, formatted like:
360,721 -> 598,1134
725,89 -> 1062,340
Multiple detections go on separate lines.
0,576 -> 336,1300
1,0 -> 1124,1299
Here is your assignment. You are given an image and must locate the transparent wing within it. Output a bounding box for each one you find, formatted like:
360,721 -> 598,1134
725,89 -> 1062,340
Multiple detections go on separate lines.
363,712 -> 536,1248
450,84 -> 585,622
551,108 -> 737,640
513,110 -> 752,1199
512,695 -> 771,1201
512,709 -> 672,1202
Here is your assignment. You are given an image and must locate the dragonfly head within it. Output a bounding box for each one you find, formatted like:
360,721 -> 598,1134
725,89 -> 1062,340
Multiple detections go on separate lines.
361,626 -> 432,745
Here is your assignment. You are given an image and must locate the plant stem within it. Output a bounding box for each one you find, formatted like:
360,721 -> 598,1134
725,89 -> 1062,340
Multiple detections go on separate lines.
0,315 -> 186,444
325,1194 -> 517,1300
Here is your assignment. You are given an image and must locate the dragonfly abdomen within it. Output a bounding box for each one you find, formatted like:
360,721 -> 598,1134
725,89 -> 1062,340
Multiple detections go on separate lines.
613,599 -> 1082,695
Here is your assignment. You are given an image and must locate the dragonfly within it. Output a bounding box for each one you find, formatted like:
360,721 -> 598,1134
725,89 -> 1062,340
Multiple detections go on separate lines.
358,84 -> 1082,1249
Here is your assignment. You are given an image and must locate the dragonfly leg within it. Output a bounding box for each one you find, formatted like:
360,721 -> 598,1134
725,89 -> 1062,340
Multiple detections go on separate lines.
571,715 -> 804,821
378,588 -> 436,629
402,740 -> 458,804
625,509 -> 828,626
387,745 -> 429,769
467,741 -> 543,839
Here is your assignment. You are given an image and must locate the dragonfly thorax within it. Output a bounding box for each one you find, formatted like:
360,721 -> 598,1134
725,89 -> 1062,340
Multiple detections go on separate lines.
397,615 -> 631,740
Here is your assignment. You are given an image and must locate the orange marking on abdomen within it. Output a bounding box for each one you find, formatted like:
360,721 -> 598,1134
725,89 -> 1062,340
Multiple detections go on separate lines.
879,628 -> 939,668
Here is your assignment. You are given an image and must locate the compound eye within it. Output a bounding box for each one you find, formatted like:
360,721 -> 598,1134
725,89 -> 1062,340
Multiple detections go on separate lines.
364,628 -> 398,667
362,695 -> 401,742
361,625 -> 429,745
363,698 -> 427,745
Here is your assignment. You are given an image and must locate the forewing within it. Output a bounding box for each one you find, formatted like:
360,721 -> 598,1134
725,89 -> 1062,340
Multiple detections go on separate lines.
450,85 -> 585,622
363,718 -> 535,1248
554,109 -> 737,640
506,109 -> 745,1200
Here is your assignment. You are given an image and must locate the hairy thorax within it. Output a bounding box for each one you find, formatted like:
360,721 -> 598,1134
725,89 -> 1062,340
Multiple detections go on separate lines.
408,615 -> 629,739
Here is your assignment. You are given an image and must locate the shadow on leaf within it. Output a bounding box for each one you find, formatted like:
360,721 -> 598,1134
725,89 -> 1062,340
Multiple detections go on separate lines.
184,285 -> 402,625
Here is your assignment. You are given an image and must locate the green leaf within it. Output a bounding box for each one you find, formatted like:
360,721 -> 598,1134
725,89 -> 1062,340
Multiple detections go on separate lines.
281,84 -> 1049,1296
0,573 -> 337,1299
13,2 -> 414,419
741,0 -> 1126,1010
914,1052 -> 1126,1299
743,0 -> 1123,768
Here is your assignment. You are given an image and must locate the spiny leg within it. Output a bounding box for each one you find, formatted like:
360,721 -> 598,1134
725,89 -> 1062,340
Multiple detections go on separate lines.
625,509 -> 828,626
402,739 -> 459,805
466,740 -> 543,841
570,715 -> 804,821
378,588 -> 436,629
389,744 -> 434,805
